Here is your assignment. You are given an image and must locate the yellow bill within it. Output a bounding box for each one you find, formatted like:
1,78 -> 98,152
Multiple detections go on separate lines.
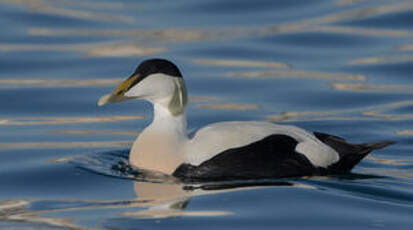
97,73 -> 141,106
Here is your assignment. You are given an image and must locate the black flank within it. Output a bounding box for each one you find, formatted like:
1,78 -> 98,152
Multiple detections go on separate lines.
173,134 -> 319,182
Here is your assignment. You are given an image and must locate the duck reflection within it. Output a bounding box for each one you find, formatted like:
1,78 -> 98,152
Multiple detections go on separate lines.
0,178 -> 303,229
124,176 -> 305,219
123,181 -> 230,218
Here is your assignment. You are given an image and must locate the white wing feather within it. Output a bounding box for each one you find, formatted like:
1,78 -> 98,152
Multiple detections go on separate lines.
185,121 -> 339,167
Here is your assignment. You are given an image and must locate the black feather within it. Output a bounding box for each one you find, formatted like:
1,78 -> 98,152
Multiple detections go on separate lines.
313,132 -> 395,172
173,134 -> 319,182
125,59 -> 183,91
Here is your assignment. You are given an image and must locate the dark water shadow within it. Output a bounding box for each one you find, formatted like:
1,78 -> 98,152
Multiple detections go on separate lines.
71,149 -> 307,186
79,149 -> 413,206
71,149 -> 386,182
71,149 -> 409,204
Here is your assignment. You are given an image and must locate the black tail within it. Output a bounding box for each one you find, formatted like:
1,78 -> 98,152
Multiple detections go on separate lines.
313,132 -> 395,173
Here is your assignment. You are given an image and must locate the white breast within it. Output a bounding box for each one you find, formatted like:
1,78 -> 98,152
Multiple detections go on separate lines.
130,131 -> 186,174
185,121 -> 339,167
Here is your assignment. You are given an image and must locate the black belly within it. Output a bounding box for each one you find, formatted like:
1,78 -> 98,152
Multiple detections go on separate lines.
173,134 -> 322,182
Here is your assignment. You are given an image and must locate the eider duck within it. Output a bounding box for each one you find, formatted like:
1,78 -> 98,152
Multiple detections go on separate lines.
98,59 -> 394,181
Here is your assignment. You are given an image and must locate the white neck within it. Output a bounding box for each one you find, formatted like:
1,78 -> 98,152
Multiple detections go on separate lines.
150,103 -> 188,139
129,102 -> 188,174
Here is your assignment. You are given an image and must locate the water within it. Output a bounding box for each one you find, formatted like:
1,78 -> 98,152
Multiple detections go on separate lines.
1,0 -> 413,229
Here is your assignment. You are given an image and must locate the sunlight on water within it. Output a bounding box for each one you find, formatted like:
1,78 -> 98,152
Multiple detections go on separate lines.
193,58 -> 291,69
0,42 -> 165,57
398,43 -> 413,51
52,129 -> 138,136
1,0 -> 134,22
396,130 -> 413,136
268,99 -> 413,122
0,140 -> 132,150
0,116 -> 144,126
349,55 -> 413,65
0,78 -> 123,88
226,70 -> 366,81
331,83 -> 413,93
197,103 -> 260,111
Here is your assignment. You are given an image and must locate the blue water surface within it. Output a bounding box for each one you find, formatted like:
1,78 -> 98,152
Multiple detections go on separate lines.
0,0 -> 412,229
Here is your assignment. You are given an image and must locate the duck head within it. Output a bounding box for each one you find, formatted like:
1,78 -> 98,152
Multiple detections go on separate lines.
98,59 -> 187,116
